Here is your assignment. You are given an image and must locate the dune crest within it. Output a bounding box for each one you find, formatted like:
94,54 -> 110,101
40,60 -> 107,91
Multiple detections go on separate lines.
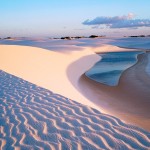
0,44 -> 102,112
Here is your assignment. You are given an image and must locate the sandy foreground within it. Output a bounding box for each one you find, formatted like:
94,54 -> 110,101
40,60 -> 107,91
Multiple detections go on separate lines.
0,41 -> 150,149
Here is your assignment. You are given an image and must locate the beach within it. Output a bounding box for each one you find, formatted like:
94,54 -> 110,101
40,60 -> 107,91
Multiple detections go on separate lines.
0,38 -> 150,149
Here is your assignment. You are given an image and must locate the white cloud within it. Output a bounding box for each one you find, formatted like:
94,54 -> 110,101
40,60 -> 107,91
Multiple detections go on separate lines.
83,13 -> 150,29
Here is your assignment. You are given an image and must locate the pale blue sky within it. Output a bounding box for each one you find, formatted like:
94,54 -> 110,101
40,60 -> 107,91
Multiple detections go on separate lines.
0,0 -> 150,37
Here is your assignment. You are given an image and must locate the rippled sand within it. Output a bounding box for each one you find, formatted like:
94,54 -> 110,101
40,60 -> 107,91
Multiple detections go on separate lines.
0,70 -> 150,149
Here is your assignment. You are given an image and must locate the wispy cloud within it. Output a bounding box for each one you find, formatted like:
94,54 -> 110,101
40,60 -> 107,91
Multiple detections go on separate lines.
83,13 -> 150,29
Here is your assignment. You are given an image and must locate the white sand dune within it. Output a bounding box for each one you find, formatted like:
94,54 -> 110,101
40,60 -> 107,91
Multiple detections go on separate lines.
0,39 -> 150,149
0,42 -> 138,114
0,70 -> 150,149
0,44 -> 103,112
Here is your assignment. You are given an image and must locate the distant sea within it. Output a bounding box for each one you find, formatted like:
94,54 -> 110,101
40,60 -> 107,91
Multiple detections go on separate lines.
85,37 -> 150,86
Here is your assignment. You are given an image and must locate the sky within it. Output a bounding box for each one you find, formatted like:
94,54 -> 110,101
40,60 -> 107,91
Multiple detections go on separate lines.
0,0 -> 150,37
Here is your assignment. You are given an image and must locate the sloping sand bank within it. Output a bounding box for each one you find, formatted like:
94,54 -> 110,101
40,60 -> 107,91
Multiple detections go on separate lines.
80,52 -> 150,131
0,45 -> 102,112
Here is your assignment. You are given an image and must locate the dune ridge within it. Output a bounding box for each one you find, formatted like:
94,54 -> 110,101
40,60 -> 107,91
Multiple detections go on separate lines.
0,44 -> 104,113
0,70 -> 150,149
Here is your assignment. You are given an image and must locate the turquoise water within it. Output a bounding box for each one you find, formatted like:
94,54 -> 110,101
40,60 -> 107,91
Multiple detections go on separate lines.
85,51 -> 143,86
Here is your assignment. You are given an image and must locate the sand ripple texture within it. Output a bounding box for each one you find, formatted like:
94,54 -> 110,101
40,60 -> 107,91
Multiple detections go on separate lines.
0,70 -> 150,150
